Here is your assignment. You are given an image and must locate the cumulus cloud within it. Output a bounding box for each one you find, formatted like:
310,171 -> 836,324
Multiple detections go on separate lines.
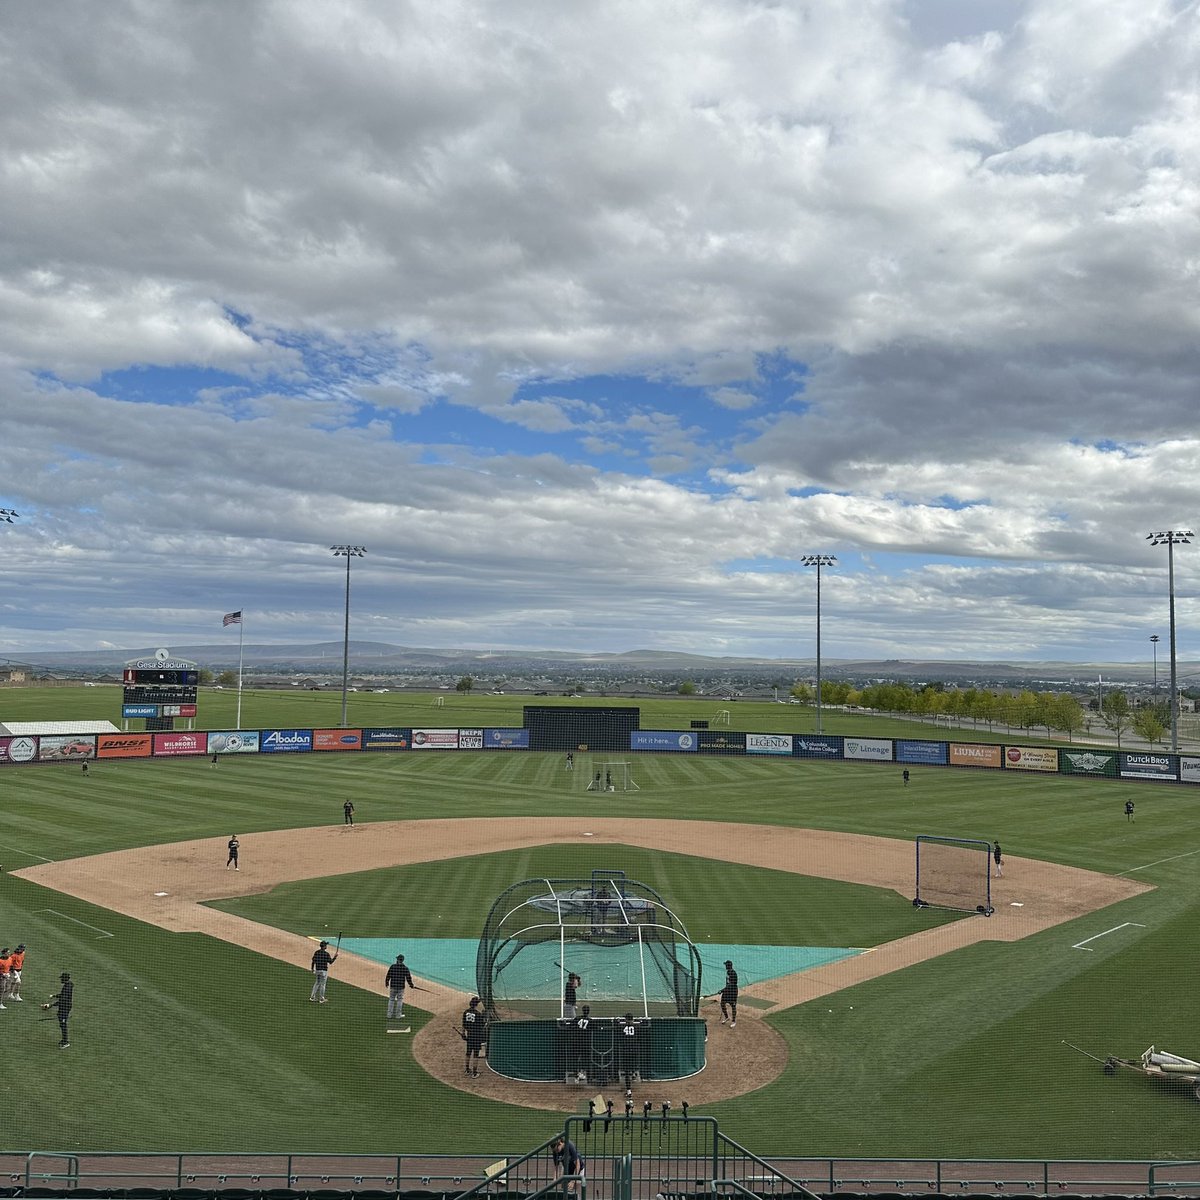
0,0 -> 1197,661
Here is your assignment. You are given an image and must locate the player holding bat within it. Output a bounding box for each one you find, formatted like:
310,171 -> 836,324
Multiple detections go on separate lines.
309,939 -> 338,1003
384,953 -> 425,1020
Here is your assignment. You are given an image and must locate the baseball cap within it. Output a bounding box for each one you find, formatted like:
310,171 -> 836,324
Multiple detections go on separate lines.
319,940 -> 329,947
60,972 -> 70,980
724,960 -> 733,967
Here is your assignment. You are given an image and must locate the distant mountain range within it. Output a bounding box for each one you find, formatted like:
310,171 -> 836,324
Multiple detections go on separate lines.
2,641 -> 1184,686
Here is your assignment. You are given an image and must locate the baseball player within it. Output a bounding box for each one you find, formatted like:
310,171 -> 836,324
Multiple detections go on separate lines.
226,835 -> 240,870
718,960 -> 739,1027
385,954 -> 415,1019
9,944 -> 24,1002
462,995 -> 486,1076
310,940 -> 337,1003
43,973 -> 73,1047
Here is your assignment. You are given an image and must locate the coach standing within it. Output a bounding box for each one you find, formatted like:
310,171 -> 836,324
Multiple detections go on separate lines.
310,940 -> 337,1003
385,953 -> 415,1020
43,972 -> 73,1047
719,960 -> 739,1028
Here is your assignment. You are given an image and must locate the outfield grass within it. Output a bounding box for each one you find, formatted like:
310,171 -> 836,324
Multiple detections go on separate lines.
1,699 -> 1199,1160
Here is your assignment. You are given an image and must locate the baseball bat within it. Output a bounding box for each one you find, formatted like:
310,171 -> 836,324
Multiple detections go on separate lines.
452,1025 -> 467,1042
334,930 -> 343,956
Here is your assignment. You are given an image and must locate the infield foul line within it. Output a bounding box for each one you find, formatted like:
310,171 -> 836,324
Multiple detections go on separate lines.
0,842 -> 54,863
1072,922 -> 1145,951
35,909 -> 114,939
1119,847 -> 1200,874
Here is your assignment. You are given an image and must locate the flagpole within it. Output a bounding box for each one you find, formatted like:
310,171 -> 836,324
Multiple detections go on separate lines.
236,614 -> 245,730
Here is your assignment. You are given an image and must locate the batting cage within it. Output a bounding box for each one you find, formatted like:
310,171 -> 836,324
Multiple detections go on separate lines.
477,870 -> 706,1082
913,834 -> 994,915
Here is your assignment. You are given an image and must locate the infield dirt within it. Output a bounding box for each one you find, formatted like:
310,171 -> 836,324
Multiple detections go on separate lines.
16,818 -> 1149,1111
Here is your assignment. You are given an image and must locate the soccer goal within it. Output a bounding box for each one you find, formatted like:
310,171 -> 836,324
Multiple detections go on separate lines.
584,759 -> 639,791
913,834 -> 993,915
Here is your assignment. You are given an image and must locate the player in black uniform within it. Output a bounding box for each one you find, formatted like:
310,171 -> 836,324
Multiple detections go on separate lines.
1125,799 -> 1135,822
385,954 -> 416,1019
43,972 -> 73,1047
226,835 -> 240,870
343,800 -> 355,826
572,1004 -> 592,1081
309,940 -> 337,1003
719,960 -> 739,1027
993,841 -> 1003,876
462,995 -> 486,1076
563,972 -> 581,1018
618,1011 -> 641,1094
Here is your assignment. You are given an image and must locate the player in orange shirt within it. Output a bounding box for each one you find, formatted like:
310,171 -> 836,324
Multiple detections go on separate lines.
0,947 -> 12,1009
10,945 -> 25,1001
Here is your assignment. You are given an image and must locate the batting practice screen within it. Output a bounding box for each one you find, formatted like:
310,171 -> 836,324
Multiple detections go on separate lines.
523,706 -> 641,751
914,834 -> 994,915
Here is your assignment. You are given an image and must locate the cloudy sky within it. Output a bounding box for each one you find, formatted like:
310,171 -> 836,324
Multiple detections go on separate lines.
2,0 -> 1198,664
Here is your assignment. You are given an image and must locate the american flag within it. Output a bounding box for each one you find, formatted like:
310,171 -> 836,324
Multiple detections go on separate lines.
222,610 -> 243,627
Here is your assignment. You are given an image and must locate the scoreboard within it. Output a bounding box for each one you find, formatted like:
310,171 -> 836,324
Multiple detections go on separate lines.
122,653 -> 199,726
123,667 -> 199,686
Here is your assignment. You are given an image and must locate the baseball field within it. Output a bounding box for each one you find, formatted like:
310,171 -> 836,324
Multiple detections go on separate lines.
2,689 -> 1198,1162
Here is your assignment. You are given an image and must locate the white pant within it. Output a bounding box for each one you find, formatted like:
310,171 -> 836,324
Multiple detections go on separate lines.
387,986 -> 406,1018
311,970 -> 329,1001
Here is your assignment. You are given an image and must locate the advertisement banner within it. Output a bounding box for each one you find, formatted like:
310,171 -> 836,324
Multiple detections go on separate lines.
459,728 -> 484,750
260,729 -> 313,754
844,737 -> 893,762
1180,757 -> 1200,786
1004,745 -> 1059,772
0,736 -> 37,764
38,735 -> 96,762
123,704 -> 159,718
363,728 -> 411,751
207,731 -> 260,755
630,730 -> 696,752
1059,749 -> 1118,778
98,734 -> 153,759
153,731 -> 206,757
313,729 -> 363,751
746,732 -> 793,756
1120,752 -> 1177,781
697,730 -> 746,754
412,729 -> 460,750
896,739 -> 948,765
793,735 -> 843,759
949,743 -> 1004,769
485,728 -> 529,749
160,704 -> 197,718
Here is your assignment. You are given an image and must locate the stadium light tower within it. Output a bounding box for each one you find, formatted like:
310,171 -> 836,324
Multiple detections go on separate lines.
1150,634 -> 1160,696
331,545 -> 366,727
800,554 -> 837,734
1147,531 -> 1193,753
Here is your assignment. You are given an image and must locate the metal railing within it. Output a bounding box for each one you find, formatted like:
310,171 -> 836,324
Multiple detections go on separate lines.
5,1150 -> 1200,1197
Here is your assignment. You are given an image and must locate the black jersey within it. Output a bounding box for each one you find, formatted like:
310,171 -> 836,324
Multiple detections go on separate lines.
722,967 -> 739,998
463,1006 -> 486,1045
311,948 -> 335,972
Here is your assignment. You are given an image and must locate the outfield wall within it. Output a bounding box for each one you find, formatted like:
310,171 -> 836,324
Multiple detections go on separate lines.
3,725 -> 1199,788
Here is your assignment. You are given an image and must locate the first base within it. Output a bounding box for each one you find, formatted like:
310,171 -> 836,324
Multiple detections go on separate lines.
386,1027 -> 412,1034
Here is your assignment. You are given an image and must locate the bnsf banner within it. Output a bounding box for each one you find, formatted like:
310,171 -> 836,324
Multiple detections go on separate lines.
98,734 -> 153,759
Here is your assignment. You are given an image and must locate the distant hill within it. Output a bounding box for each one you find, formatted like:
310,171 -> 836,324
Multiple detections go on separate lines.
2,642 -> 1186,687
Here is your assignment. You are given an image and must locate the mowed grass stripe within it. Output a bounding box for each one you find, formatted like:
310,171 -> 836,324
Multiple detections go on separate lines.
3,746 -> 1200,1157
